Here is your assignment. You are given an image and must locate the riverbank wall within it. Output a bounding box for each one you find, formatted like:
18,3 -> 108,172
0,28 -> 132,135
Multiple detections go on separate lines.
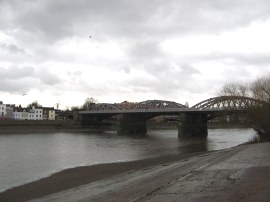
0,120 -> 250,134
0,120 -> 89,134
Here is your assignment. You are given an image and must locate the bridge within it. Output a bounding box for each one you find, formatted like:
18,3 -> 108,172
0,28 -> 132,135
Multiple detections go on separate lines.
79,96 -> 263,138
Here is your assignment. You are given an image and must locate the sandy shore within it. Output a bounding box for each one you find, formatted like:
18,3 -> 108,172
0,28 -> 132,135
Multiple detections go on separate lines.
0,151 -> 205,202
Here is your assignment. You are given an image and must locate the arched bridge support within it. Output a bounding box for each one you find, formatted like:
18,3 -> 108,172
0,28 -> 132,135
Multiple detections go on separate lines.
178,113 -> 208,138
80,114 -> 110,128
117,114 -> 147,135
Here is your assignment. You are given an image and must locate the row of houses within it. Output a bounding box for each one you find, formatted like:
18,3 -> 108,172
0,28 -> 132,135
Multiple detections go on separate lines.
0,101 -> 56,120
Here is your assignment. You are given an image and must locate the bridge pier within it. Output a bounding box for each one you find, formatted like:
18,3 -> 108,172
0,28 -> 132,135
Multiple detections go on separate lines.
80,115 -> 99,126
178,113 -> 208,138
80,114 -> 109,129
117,114 -> 147,135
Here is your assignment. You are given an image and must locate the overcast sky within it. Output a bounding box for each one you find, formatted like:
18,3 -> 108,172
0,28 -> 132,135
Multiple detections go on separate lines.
1,0 -> 270,109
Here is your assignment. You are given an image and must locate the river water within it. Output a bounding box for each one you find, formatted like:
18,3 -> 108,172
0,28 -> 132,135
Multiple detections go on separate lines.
0,128 -> 257,193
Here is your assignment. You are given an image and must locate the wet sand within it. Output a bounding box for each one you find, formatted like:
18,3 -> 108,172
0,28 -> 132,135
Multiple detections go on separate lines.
0,151 -> 205,202
24,142 -> 270,202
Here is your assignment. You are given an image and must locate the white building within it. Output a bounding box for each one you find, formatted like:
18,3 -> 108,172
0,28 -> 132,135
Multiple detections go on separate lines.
13,105 -> 55,120
6,105 -> 14,119
0,101 -> 7,118
34,107 -> 43,120
13,108 -> 28,120
27,109 -> 35,120
13,111 -> 23,120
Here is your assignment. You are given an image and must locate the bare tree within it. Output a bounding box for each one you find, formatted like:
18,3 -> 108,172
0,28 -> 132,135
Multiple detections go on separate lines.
218,75 -> 270,136
27,101 -> 42,108
71,106 -> 80,111
218,82 -> 249,97
81,97 -> 98,110
250,74 -> 270,102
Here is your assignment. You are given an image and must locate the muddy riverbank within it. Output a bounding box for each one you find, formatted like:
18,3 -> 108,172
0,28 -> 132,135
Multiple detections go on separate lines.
0,151 -> 205,202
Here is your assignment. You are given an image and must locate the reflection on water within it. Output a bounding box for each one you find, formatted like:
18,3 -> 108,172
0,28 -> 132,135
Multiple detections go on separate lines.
0,128 -> 257,192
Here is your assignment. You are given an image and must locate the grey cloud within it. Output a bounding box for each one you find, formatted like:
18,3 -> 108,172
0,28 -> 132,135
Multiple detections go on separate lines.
0,43 -> 25,54
0,78 -> 37,93
0,66 -> 63,93
119,67 -> 130,74
228,54 -> 270,66
126,62 -> 201,98
1,0 -> 270,104
35,68 -> 62,85
199,52 -> 270,67
0,66 -> 34,79
2,0 -> 270,42
180,64 -> 200,75
0,66 -> 37,93
128,40 -> 163,61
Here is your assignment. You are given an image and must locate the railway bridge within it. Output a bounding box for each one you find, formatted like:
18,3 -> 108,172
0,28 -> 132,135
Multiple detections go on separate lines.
79,96 -> 262,138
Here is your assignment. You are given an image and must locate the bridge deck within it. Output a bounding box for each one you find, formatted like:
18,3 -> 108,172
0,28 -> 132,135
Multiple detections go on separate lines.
79,108 -> 232,115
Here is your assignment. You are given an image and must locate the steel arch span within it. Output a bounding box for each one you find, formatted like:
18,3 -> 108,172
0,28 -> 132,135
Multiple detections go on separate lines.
192,96 -> 264,111
89,103 -> 125,111
134,100 -> 188,110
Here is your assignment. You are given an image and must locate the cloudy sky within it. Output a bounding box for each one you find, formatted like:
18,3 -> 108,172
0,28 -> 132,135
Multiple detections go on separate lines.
1,0 -> 270,109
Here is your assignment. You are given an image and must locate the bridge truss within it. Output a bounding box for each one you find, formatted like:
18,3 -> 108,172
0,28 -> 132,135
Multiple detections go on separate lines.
133,100 -> 188,110
87,100 -> 188,112
191,96 -> 263,111
89,103 -> 125,111
83,96 -> 264,114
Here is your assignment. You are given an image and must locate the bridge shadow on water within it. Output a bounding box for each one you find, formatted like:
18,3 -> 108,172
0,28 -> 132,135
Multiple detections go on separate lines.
86,128 -> 259,156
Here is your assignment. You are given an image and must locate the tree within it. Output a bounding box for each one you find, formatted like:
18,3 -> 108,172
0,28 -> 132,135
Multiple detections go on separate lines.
81,97 -> 98,110
218,74 -> 270,136
71,106 -> 80,111
250,75 -> 270,102
218,82 -> 249,97
27,101 -> 42,109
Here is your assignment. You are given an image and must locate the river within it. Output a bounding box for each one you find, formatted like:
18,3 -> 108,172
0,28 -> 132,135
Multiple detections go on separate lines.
0,128 -> 257,193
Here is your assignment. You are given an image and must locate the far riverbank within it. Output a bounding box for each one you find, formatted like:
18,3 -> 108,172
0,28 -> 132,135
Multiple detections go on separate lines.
0,120 -> 249,134
0,120 -> 105,134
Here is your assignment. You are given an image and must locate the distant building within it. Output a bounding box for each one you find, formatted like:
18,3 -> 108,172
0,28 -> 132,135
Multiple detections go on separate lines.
33,107 -> 43,120
43,107 -> 55,120
6,104 -> 15,119
55,109 -> 64,120
0,101 -> 57,121
54,109 -> 74,120
48,109 -> 55,120
0,101 -> 7,119
13,106 -> 55,120
13,106 -> 26,120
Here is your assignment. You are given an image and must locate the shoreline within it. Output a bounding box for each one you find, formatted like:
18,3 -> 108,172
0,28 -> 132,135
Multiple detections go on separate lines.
0,120 -> 249,135
0,127 -> 102,134
0,151 -> 209,202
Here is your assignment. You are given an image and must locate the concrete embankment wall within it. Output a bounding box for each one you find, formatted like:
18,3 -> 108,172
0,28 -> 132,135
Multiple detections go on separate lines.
0,120 -> 248,134
0,120 -> 84,134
